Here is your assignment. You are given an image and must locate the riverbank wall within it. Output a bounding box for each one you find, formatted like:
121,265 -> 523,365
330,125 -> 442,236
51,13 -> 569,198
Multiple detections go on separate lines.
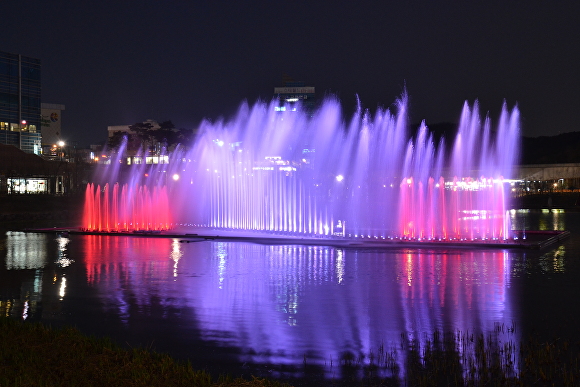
0,194 -> 84,227
517,192 -> 580,210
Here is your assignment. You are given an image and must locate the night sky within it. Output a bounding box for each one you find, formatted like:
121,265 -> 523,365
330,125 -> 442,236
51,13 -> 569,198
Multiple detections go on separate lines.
2,1 -> 579,147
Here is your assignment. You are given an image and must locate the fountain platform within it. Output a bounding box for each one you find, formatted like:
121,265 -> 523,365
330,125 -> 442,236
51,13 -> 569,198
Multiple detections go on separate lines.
24,228 -> 570,250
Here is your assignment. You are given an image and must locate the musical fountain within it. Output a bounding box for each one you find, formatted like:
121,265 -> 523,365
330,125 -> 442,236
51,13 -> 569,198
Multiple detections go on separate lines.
78,93 -> 565,248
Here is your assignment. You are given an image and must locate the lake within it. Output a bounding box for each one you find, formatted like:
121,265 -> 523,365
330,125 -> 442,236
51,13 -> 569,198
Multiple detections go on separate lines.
1,209 -> 579,385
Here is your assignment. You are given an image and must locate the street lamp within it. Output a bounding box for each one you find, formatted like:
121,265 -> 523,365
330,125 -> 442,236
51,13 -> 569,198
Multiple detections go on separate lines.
55,141 -> 65,161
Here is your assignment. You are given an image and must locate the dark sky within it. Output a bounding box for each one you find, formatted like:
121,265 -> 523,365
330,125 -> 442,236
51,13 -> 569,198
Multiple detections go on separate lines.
2,1 -> 579,146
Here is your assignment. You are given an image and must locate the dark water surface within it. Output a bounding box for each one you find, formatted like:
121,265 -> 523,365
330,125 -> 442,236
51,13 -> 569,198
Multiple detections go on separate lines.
1,209 -> 579,385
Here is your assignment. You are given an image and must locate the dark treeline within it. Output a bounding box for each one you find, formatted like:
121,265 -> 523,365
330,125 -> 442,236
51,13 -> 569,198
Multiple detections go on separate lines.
411,122 -> 580,165
108,120 -> 197,152
521,132 -> 580,164
107,118 -> 580,165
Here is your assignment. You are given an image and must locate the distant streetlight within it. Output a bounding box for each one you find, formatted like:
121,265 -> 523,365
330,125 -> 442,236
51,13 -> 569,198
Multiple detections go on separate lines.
19,120 -> 27,149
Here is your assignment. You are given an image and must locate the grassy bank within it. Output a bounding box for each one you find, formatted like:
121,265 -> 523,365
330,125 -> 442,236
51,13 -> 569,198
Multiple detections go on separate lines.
0,317 -> 290,387
2,317 -> 580,387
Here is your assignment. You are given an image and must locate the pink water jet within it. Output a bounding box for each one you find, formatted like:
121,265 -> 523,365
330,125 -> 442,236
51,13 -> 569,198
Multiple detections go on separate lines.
83,183 -> 171,232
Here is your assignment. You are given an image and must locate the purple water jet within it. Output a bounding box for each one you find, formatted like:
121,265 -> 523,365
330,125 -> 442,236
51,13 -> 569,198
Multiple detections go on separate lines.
88,93 -> 520,241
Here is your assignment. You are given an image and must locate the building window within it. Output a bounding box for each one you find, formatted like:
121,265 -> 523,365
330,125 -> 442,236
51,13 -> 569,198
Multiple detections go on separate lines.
7,178 -> 48,194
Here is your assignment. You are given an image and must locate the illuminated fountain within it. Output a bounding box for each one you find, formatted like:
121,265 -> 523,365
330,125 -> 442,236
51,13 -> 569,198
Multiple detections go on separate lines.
84,93 -> 520,241
83,183 -> 171,232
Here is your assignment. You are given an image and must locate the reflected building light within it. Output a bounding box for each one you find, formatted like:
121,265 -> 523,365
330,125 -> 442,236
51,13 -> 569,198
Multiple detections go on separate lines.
22,300 -> 29,320
57,257 -> 74,267
56,236 -> 74,267
502,251 -> 511,287
552,246 -> 566,272
34,271 -> 42,294
217,243 -> 227,289
538,246 -> 566,274
406,254 -> 413,286
59,276 -> 67,300
171,239 -> 183,278
336,249 -> 344,284
552,210 -> 563,230
57,236 -> 69,250
5,232 -> 48,270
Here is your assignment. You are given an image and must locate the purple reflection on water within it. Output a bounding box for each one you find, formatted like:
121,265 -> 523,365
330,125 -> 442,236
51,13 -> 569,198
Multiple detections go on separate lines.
82,236 -> 518,380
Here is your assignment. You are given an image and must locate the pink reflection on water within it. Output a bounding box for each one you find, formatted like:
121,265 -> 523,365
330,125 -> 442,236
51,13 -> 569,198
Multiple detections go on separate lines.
84,235 -> 176,286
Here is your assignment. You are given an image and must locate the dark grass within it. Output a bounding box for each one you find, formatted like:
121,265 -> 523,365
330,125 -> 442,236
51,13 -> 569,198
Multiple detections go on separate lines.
2,320 -> 580,386
0,317 -> 290,387
312,324 -> 580,386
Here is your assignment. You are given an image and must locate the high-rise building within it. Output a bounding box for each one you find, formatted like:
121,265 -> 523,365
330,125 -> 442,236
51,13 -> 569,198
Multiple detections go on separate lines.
41,103 -> 66,147
0,50 -> 42,154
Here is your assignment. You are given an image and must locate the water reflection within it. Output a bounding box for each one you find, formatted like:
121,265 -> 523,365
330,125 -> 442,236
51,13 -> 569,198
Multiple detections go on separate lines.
538,246 -> 566,273
509,210 -> 570,275
78,237 -> 519,379
0,269 -> 42,320
56,235 -> 73,267
1,231 -> 48,320
5,231 -> 48,269
510,209 -> 566,232
170,239 -> 182,278
20,219 -> 580,383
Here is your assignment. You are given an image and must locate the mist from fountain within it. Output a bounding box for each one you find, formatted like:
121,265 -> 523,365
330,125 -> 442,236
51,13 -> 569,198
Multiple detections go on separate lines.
84,93 -> 520,241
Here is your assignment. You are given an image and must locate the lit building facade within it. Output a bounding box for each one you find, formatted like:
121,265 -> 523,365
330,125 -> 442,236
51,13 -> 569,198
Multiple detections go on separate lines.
0,51 -> 42,154
107,119 -> 160,139
274,76 -> 315,116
